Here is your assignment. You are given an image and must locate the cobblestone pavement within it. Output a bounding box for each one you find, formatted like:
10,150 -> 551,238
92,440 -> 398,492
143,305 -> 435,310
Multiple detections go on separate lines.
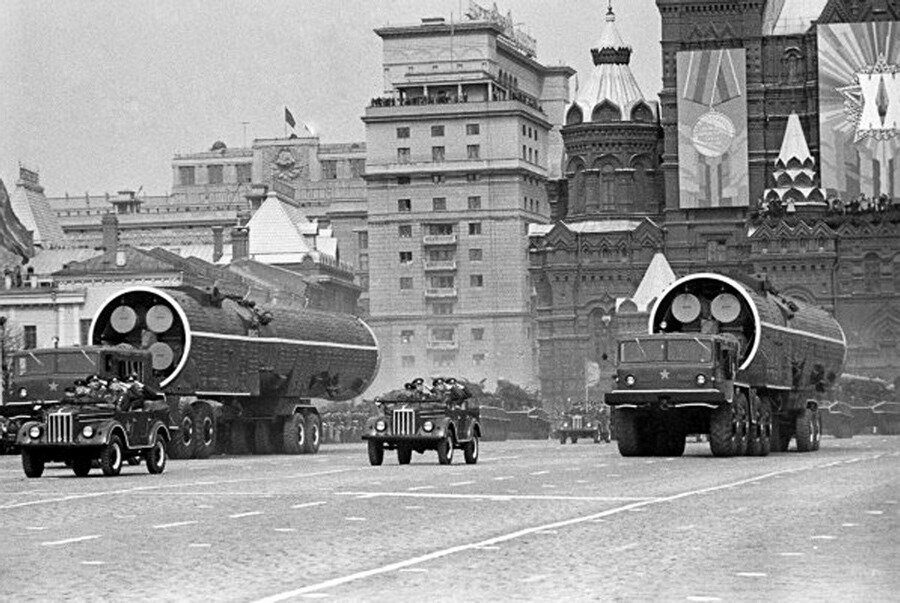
0,436 -> 898,602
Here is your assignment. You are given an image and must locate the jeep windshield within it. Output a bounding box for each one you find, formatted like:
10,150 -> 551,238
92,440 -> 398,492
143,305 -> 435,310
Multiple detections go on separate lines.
619,338 -> 712,364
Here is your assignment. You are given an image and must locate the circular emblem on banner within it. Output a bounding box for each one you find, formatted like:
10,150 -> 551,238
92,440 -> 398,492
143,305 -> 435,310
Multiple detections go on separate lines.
711,293 -> 741,324
691,109 -> 735,157
110,306 -> 137,334
146,304 -> 174,334
148,342 -> 175,370
671,293 -> 701,324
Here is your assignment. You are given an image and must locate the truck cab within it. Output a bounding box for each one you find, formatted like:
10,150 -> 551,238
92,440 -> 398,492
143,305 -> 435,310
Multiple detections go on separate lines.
605,334 -> 739,410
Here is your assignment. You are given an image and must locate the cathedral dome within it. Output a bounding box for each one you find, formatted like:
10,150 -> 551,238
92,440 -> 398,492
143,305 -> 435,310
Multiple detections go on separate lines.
566,5 -> 656,126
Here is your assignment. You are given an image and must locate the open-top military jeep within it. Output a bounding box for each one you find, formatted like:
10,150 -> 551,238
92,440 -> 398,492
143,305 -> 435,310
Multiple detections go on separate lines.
363,378 -> 481,465
556,404 -> 611,444
18,399 -> 170,478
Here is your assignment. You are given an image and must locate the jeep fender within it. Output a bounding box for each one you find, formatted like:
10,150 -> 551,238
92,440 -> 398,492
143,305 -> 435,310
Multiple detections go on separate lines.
15,420 -> 41,445
149,421 -> 171,446
97,422 -> 128,447
437,418 -> 455,442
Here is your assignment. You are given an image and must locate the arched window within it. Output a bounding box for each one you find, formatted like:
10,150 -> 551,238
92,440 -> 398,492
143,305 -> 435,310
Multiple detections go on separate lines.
592,100 -> 622,122
566,105 -> 584,125
601,163 -> 616,210
630,102 -> 654,123
864,253 -> 881,292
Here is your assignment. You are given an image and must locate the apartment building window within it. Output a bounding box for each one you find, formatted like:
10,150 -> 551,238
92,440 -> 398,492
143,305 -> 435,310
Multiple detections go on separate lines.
431,302 -> 454,315
528,148 -> 533,162
432,174 -> 445,184
466,123 -> 480,135
358,253 -> 369,271
428,249 -> 454,261
472,353 -> 485,366
402,355 -> 416,368
321,160 -> 337,180
431,125 -> 445,137
433,352 -> 455,368
398,148 -> 411,163
467,145 -> 480,160
432,327 -> 455,342
428,223 -> 454,236
235,163 -> 252,184
470,274 -> 484,287
398,199 -> 411,212
469,248 -> 483,261
468,222 -> 482,235
358,274 -> 369,289
400,330 -> 415,343
357,231 -> 368,250
471,327 -> 484,341
535,150 -> 539,164
399,251 -> 413,264
398,176 -> 411,185
350,158 -> 365,178
432,197 -> 447,211
432,146 -> 445,162
207,165 -> 224,184
178,166 -> 195,185
397,126 -> 410,138
80,319 -> 92,345
467,174 -> 480,183
430,275 -> 455,289
467,196 -> 482,210
400,277 -> 413,290
522,124 -> 527,136
522,145 -> 527,160
398,224 -> 412,238
23,325 -> 37,350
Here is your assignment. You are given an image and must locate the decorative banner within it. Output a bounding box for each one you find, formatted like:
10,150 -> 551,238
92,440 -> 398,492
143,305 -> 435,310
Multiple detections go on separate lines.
818,22 -> 900,201
677,48 -> 749,208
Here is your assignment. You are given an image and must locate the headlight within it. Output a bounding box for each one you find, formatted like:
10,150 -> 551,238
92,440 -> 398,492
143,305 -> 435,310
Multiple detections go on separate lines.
82,425 -> 95,438
375,419 -> 386,432
19,388 -> 28,398
587,422 -> 592,427
696,374 -> 707,386
29,425 -> 41,439
563,422 -> 569,428
423,420 -> 434,432
625,375 -> 635,386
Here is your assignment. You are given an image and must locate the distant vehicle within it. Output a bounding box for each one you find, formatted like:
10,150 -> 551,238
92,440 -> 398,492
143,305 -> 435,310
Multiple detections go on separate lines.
606,273 -> 846,457
4,284 -> 380,459
556,404 -> 610,444
363,378 -> 481,465
16,384 -> 170,478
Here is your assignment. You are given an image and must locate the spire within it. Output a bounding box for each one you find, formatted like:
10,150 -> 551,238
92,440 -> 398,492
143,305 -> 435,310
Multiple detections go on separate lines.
777,111 -> 813,168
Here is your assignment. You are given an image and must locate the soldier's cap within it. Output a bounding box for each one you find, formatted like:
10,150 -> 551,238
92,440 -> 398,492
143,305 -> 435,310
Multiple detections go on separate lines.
126,372 -> 140,382
433,378 -> 444,385
446,377 -> 457,384
73,379 -> 86,386
412,377 -> 424,385
404,383 -> 415,391
86,374 -> 101,382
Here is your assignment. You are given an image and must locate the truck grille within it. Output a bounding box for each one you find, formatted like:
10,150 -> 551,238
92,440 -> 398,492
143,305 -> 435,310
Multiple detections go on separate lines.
572,415 -> 583,429
48,413 -> 74,443
392,408 -> 415,435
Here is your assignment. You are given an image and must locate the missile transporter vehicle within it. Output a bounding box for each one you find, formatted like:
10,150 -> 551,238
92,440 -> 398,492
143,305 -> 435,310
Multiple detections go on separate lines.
363,378 -> 481,465
606,273 -> 846,457
8,284 -> 379,459
556,404 -> 611,444
10,346 -> 171,477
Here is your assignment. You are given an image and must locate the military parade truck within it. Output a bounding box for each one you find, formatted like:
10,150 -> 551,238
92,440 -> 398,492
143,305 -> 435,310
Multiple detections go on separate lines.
556,403 -> 611,444
363,379 -> 481,465
13,348 -> 171,477
606,272 -> 846,457
5,284 -> 379,460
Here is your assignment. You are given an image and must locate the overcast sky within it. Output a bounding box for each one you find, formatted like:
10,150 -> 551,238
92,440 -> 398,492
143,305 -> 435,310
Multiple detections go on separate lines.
0,0 -> 661,197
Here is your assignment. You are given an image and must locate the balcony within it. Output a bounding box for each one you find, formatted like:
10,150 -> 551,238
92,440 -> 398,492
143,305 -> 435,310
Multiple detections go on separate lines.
426,340 -> 459,351
423,234 -> 457,246
423,260 -> 457,272
424,287 -> 458,299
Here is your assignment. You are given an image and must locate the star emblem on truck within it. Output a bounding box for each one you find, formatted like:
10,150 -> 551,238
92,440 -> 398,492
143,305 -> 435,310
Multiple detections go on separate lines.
48,381 -> 59,392
659,369 -> 670,380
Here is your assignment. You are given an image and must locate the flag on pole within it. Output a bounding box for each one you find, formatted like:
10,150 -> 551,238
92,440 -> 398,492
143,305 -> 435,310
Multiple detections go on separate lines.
584,360 -> 601,388
284,106 -> 296,129
0,179 -> 34,261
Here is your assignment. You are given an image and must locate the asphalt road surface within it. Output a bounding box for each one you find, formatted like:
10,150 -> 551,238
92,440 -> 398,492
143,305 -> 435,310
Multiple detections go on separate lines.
1,436 -> 898,602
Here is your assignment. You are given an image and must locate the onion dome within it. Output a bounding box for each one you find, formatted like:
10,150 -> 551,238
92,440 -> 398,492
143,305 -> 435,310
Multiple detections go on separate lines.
565,4 -> 655,125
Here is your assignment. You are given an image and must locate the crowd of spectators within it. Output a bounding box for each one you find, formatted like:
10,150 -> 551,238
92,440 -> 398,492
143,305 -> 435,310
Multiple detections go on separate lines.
751,193 -> 898,224
370,89 -> 542,112
2,265 -> 35,289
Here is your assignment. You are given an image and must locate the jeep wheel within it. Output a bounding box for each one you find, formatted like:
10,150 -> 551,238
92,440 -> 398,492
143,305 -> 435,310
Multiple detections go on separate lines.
397,445 -> 412,465
593,432 -> 600,444
169,401 -> 198,459
367,440 -> 384,466
570,436 -> 578,444
253,421 -> 276,454
146,438 -> 167,474
100,435 -> 124,476
303,414 -> 321,454
437,434 -> 454,465
22,450 -> 45,478
463,436 -> 479,464
282,414 -> 307,455
795,407 -> 816,452
194,403 -> 216,459
72,457 -> 92,477
559,434 -> 566,445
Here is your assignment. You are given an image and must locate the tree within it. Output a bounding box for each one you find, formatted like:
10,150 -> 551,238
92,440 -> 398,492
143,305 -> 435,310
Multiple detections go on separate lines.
495,379 -> 541,411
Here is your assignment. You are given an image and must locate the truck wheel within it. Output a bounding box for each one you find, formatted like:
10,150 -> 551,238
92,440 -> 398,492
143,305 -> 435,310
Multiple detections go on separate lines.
100,435 -> 124,476
282,414 -> 307,455
22,451 -> 45,478
571,436 -> 579,444
464,436 -> 479,464
229,421 -> 252,455
146,438 -> 167,474
593,432 -> 600,444
753,398 -> 773,457
397,445 -> 412,465
733,393 -> 750,456
169,401 -> 198,459
615,409 -> 648,457
437,434 -> 454,465
559,434 -> 567,445
253,421 -> 276,454
795,408 -> 816,452
811,409 -> 822,451
193,403 -> 216,459
709,404 -> 737,457
367,440 -> 384,465
303,414 -> 321,454
72,457 -> 92,477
